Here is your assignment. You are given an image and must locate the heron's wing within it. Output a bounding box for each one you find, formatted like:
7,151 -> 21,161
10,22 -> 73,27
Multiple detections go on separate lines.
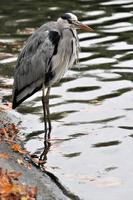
12,23 -> 60,108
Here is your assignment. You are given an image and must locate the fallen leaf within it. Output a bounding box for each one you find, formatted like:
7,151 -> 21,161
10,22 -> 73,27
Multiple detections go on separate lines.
0,122 -> 19,142
0,168 -> 37,199
18,149 -> 27,154
11,143 -> 20,151
0,183 -> 13,195
0,153 -> 10,159
11,143 -> 27,154
0,170 -> 10,187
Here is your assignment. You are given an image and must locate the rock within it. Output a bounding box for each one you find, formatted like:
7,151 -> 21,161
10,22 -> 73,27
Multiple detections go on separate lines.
0,108 -> 69,200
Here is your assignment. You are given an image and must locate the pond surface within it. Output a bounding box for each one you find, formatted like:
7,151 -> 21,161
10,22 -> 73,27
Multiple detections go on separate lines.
0,0 -> 133,199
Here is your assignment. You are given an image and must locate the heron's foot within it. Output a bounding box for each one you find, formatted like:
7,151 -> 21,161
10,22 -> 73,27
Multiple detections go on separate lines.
39,140 -> 51,167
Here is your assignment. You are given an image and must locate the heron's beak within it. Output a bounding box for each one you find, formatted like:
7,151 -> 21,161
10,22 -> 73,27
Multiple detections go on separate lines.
72,20 -> 93,32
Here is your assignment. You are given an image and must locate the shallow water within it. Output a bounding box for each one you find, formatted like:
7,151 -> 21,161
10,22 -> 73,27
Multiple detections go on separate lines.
0,0 -> 133,199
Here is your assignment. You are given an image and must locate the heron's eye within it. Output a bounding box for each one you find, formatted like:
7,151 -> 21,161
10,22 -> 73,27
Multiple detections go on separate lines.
70,20 -> 78,25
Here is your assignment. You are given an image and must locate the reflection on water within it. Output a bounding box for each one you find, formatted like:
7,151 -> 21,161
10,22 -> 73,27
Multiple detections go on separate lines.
0,0 -> 133,199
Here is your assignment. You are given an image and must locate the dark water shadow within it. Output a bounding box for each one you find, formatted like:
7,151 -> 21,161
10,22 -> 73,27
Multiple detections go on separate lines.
92,140 -> 121,148
67,86 -> 101,92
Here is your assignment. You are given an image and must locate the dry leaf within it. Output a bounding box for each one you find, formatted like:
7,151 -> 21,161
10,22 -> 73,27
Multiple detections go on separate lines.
0,168 -> 37,199
11,143 -> 20,151
11,144 -> 27,154
0,122 -> 19,142
0,153 -> 10,159
0,183 -> 13,195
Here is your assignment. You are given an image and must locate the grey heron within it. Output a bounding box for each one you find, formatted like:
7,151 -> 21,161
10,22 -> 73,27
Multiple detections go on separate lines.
12,13 -> 93,140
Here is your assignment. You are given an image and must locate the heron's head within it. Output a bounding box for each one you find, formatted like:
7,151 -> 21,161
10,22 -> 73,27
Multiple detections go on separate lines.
57,13 -> 93,32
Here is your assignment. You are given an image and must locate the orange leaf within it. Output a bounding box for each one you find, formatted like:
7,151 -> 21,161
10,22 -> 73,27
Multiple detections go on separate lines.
11,144 -> 27,154
0,183 -> 13,195
11,184 -> 25,194
0,168 -> 37,199
11,143 -> 20,151
18,149 -> 27,154
0,153 -> 10,159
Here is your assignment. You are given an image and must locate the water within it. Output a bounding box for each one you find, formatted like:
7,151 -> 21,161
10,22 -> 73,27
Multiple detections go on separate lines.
0,0 -> 133,199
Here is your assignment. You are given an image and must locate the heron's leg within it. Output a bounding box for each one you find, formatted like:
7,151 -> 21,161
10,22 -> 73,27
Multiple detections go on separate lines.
42,84 -> 47,140
45,87 -> 52,139
39,140 -> 51,164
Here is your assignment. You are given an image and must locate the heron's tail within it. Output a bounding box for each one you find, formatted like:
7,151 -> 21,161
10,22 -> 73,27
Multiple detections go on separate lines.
12,81 -> 42,109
